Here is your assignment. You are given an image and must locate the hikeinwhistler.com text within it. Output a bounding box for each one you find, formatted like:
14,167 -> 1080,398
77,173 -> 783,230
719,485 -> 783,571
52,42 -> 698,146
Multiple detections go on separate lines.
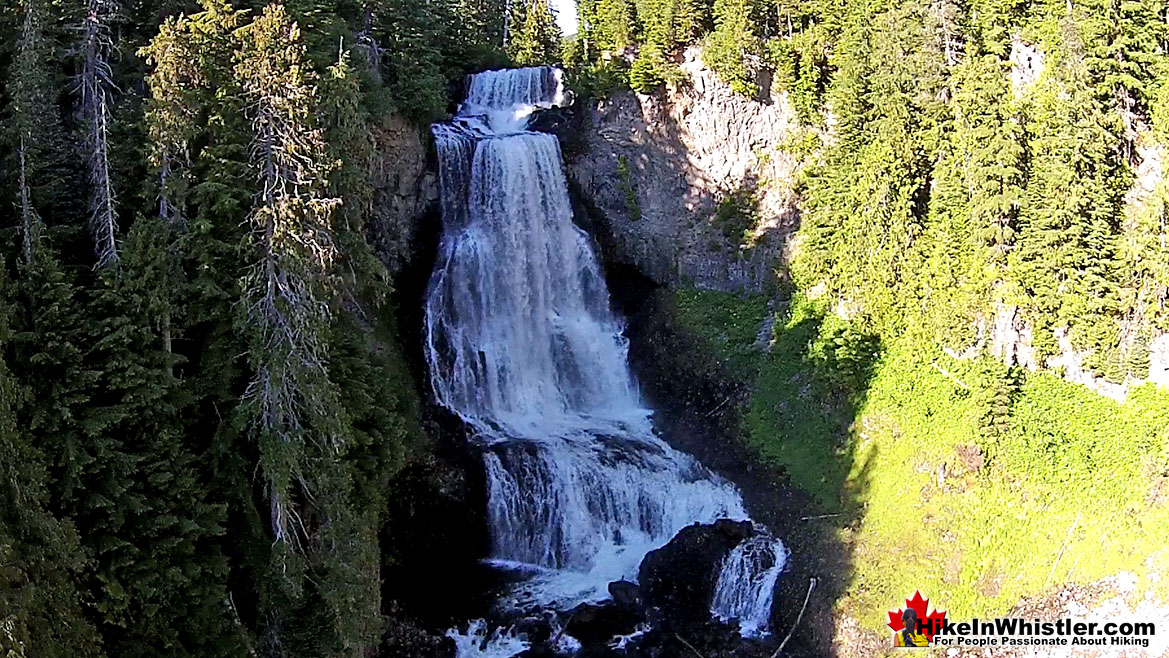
920,617 -> 1156,649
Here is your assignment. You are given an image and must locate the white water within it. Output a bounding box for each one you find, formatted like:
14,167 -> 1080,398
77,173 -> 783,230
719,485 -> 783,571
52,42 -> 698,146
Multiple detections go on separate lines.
429,67 -> 786,655
447,620 -> 529,658
712,535 -> 789,636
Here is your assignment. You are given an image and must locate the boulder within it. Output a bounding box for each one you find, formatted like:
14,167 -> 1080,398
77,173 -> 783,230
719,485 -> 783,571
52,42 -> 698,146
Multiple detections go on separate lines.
608,580 -> 644,612
638,520 -> 754,629
564,601 -> 644,649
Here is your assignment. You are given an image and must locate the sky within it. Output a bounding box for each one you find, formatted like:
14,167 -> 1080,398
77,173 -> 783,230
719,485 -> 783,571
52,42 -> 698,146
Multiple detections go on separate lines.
551,0 -> 579,35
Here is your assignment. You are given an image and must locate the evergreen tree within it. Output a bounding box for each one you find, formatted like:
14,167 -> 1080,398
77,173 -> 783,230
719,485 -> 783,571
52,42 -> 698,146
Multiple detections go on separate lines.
629,0 -> 678,91
915,49 -> 1025,347
0,265 -> 103,658
1010,24 -> 1128,368
78,247 -> 241,658
509,0 -> 562,66
78,0 -> 121,267
232,7 -> 387,654
796,0 -> 949,331
376,0 -> 450,121
10,0 -> 59,266
591,0 -> 637,52
703,0 -> 764,96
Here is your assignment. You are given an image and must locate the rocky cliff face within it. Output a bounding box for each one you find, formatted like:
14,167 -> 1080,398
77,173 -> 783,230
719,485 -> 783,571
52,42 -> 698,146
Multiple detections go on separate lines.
369,114 -> 439,276
568,47 -> 800,292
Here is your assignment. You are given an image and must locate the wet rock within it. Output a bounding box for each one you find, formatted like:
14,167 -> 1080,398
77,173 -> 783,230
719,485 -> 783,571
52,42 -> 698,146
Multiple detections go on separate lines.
381,614 -> 456,658
618,619 -> 776,658
564,602 -> 644,649
608,579 -> 644,611
512,614 -> 555,647
638,520 -> 754,628
529,105 -> 587,158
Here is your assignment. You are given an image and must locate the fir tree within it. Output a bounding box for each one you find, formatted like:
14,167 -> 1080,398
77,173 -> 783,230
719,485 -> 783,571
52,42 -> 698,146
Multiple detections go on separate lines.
376,0 -> 450,121
1010,25 -> 1128,368
235,0 -> 341,553
509,0 -> 563,66
78,0 -> 121,267
703,0 -> 764,96
592,0 -> 637,52
10,0 -> 58,266
0,265 -> 103,658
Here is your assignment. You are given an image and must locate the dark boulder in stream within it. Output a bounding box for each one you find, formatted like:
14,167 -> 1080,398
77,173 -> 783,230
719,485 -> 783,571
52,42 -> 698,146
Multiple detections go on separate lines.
638,520 -> 755,629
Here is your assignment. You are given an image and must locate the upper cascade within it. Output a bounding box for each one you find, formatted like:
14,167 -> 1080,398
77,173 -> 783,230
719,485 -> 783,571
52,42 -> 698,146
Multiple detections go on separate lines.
455,66 -> 567,135
464,66 -> 566,109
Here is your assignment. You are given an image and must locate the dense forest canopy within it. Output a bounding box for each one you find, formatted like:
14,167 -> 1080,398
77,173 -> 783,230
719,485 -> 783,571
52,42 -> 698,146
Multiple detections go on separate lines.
2,0 -> 1169,655
0,1 -> 536,656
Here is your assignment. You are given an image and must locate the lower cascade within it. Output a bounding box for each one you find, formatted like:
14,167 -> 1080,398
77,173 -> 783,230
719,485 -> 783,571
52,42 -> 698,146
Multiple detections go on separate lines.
426,66 -> 787,656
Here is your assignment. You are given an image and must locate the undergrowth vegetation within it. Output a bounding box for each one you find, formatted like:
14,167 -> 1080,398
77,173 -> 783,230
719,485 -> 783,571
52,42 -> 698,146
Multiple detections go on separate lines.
673,289 -> 1169,630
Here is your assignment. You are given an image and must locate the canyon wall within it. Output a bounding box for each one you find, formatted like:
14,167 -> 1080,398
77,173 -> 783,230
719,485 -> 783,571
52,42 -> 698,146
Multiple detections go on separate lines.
567,47 -> 801,292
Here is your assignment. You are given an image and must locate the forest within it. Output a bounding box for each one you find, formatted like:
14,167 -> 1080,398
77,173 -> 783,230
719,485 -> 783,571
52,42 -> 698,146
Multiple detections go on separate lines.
2,0 -> 1168,656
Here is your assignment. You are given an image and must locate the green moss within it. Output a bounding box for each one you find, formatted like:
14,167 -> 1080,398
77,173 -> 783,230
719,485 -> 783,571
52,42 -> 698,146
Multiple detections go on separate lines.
712,189 -> 759,246
670,288 -> 1169,634
616,154 -> 641,221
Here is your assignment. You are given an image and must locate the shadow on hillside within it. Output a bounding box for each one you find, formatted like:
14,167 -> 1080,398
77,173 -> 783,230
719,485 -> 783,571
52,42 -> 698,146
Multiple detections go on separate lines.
609,274 -> 881,657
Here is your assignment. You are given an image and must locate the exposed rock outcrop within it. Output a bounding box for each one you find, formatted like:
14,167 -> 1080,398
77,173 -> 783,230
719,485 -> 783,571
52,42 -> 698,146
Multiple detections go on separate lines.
638,520 -> 755,628
568,47 -> 800,292
369,113 -> 439,276
1009,35 -> 1044,97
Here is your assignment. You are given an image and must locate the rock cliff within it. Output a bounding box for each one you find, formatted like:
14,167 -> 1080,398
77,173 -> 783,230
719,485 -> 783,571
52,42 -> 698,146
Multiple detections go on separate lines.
369,113 -> 439,276
568,47 -> 800,292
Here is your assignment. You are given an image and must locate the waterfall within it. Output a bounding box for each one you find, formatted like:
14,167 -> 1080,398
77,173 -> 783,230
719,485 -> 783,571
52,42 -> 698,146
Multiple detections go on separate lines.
712,535 -> 789,636
428,67 -> 785,653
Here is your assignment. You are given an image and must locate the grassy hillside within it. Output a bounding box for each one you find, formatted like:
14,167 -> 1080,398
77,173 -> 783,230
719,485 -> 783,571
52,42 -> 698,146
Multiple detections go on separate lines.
672,289 -> 1169,630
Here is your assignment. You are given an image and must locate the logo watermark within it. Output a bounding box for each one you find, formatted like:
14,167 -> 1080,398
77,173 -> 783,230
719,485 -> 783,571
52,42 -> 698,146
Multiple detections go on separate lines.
888,591 -> 1156,650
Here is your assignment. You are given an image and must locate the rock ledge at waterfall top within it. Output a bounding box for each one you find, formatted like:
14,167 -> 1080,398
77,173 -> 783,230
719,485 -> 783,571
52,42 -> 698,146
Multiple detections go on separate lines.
568,47 -> 800,293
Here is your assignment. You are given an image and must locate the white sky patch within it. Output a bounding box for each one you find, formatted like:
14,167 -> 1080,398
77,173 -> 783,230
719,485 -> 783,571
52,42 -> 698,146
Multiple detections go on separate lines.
551,0 -> 579,35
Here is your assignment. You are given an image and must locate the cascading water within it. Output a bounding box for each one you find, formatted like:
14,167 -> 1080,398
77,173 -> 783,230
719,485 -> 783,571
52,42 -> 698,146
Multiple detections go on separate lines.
428,67 -> 786,655
712,536 -> 789,636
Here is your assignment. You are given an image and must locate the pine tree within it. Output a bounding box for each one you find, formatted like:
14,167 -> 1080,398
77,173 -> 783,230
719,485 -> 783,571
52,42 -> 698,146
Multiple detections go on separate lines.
10,0 -> 58,267
630,0 -> 680,91
796,0 -> 949,331
1010,24 -> 1128,368
1078,0 -> 1167,154
509,0 -> 562,66
232,10 -> 386,655
0,264 -> 104,658
319,50 -> 389,301
376,0 -> 450,121
915,48 -> 1026,347
78,0 -> 121,267
592,0 -> 637,53
235,0 -> 341,554
77,249 -> 241,658
703,0 -> 764,96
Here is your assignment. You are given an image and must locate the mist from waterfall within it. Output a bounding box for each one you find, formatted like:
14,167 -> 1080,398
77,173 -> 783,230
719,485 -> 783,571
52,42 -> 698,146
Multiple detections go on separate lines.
428,67 -> 786,655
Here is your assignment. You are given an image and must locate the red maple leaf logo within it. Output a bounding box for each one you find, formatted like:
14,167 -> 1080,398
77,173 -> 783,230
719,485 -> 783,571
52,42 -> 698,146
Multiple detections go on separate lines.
887,591 -> 947,641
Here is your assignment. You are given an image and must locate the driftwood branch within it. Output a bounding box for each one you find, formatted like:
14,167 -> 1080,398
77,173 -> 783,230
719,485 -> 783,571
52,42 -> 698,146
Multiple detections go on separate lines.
1045,511 -> 1081,587
800,513 -> 843,521
675,633 -> 706,658
771,577 -> 817,658
931,362 -> 970,390
704,396 -> 733,418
